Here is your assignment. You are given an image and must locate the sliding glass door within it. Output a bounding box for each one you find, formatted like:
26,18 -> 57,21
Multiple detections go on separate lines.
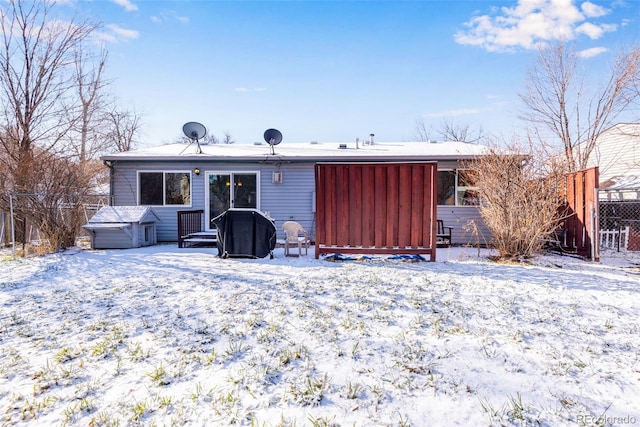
206,172 -> 259,229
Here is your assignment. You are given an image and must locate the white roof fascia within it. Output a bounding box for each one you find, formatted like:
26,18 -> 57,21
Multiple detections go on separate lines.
101,141 -> 489,163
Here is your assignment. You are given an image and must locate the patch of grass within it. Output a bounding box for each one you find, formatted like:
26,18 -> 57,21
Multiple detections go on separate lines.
288,373 -> 329,407
146,363 -> 170,386
341,381 -> 363,400
129,399 -> 149,423
224,339 -> 248,360
89,410 -> 122,427
125,341 -> 150,362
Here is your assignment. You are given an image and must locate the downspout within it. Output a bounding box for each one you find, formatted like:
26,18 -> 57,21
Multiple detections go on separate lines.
103,160 -> 115,206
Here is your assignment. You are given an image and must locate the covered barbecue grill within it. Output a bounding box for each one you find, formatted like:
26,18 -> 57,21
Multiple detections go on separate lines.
211,209 -> 276,258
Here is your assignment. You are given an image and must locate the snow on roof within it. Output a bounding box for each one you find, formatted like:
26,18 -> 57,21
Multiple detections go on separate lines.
87,206 -> 158,224
601,173 -> 640,190
101,140 -> 489,162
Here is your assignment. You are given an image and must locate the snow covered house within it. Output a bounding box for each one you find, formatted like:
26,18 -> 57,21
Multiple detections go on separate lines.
586,123 -> 640,251
100,139 -> 490,245
587,123 -> 640,196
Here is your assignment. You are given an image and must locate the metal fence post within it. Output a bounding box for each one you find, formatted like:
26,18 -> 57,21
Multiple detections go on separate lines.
9,193 -> 15,258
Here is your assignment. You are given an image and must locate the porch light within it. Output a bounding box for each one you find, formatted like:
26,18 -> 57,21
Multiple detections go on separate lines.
194,168 -> 201,175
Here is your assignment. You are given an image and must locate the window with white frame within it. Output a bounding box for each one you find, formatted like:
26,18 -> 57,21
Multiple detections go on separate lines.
139,171 -> 191,206
437,169 -> 478,206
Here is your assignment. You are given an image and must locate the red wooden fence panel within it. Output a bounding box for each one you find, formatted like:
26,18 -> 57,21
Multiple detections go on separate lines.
562,167 -> 599,261
314,162 -> 438,261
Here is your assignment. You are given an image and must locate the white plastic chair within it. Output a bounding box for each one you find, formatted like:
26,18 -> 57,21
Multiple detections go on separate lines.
282,221 -> 310,257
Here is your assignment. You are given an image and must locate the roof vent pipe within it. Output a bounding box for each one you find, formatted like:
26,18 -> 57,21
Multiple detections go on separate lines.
369,133 -> 375,145
355,138 -> 359,149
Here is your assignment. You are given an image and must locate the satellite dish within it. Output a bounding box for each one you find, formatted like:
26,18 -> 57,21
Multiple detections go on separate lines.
263,128 -> 283,155
183,122 -> 207,140
264,128 -> 282,146
181,122 -> 207,154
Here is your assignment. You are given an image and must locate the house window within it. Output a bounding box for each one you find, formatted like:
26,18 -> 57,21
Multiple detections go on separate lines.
437,169 -> 478,206
437,171 -> 456,205
457,170 -> 479,206
139,171 -> 191,206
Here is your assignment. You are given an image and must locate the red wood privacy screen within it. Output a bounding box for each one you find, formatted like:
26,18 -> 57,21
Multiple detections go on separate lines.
314,162 -> 438,261
561,167 -> 599,261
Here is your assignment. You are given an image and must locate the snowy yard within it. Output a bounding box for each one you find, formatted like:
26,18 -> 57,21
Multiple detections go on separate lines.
0,244 -> 639,426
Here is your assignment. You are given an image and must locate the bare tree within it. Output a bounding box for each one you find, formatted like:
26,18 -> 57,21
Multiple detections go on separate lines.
414,119 -> 432,142
437,118 -> 484,143
519,41 -> 640,172
104,109 -> 141,152
0,0 -> 98,190
203,133 -> 219,145
222,132 -> 235,144
0,0 -> 105,251
73,46 -> 110,162
414,118 -> 483,143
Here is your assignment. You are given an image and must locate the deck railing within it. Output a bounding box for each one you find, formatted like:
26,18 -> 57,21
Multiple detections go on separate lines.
177,210 -> 204,248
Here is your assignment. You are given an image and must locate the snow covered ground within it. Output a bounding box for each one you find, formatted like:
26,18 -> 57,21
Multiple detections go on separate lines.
0,244 -> 639,426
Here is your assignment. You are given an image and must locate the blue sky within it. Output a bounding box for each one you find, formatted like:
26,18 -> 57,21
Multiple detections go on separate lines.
69,0 -> 638,146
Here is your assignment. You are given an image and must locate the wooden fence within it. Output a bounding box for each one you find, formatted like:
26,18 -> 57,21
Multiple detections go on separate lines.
314,162 -> 438,261
561,167 -> 600,261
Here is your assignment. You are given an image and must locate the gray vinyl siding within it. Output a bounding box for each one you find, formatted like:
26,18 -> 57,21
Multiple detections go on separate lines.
435,160 -> 490,245
91,229 -> 134,249
110,159 -> 489,245
436,207 -> 490,246
259,163 -> 316,240
87,224 -> 156,249
110,164 -> 194,242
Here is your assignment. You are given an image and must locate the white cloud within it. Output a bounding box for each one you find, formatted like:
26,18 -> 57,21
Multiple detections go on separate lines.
454,0 -> 616,52
581,1 -> 609,17
112,0 -> 138,12
576,21 -> 617,39
578,46 -> 608,57
93,32 -> 116,44
150,10 -> 190,24
106,24 -> 139,41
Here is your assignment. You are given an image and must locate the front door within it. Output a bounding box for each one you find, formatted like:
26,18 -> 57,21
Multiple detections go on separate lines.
206,172 -> 259,229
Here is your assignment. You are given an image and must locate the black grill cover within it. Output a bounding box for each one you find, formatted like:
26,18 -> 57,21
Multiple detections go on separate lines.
211,209 -> 276,259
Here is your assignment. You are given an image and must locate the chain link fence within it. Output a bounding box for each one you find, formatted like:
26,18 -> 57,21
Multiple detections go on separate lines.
0,193 -> 111,251
599,188 -> 640,252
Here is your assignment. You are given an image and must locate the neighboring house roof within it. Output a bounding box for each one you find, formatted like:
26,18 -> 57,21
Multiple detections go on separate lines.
101,140 -> 488,163
87,206 -> 159,224
600,174 -> 640,190
588,123 -> 640,188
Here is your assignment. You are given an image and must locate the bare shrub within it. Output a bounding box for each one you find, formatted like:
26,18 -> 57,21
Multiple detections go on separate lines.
0,151 -> 96,252
464,141 -> 565,260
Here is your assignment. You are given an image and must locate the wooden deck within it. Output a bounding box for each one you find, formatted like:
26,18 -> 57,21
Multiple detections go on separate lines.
178,210 -> 217,248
